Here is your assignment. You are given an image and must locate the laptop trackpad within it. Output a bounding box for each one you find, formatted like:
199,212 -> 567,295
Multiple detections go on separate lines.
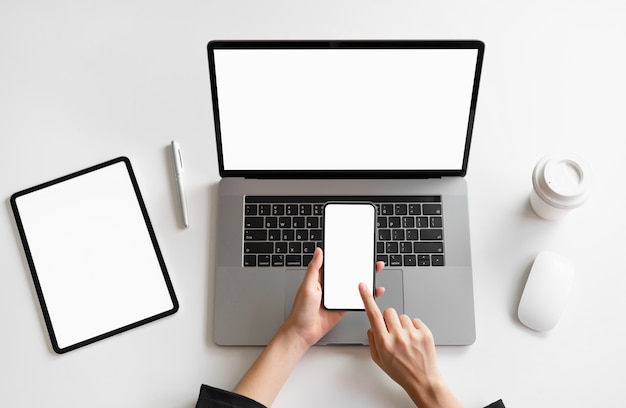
375,269 -> 404,313
284,269 -> 404,345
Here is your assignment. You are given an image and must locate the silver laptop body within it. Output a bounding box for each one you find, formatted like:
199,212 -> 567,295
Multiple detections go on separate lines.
208,40 -> 484,346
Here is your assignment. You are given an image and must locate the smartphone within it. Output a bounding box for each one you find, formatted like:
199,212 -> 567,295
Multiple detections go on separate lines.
322,202 -> 377,310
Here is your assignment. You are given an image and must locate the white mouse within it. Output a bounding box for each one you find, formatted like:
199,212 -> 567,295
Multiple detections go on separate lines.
518,251 -> 575,331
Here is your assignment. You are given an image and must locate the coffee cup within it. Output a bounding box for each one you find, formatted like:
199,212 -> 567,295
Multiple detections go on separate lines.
530,153 -> 592,220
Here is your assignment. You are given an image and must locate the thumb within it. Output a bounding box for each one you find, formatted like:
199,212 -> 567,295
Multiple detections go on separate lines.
304,247 -> 323,284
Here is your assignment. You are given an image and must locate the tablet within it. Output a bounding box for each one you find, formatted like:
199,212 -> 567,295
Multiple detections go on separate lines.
11,157 -> 178,353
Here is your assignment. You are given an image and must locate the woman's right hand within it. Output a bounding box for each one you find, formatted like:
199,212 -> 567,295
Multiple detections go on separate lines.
358,282 -> 463,408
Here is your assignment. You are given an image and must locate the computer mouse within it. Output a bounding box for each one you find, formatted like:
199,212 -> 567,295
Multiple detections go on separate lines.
518,251 -> 575,332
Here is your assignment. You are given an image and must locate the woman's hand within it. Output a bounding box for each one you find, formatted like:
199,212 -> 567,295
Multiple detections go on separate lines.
233,248 -> 384,407
359,283 -> 463,408
283,247 -> 385,347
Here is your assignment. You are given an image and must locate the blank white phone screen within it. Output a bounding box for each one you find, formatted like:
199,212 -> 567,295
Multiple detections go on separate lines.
323,203 -> 376,310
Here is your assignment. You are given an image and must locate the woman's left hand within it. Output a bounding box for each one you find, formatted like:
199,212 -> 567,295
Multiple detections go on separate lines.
283,247 -> 385,347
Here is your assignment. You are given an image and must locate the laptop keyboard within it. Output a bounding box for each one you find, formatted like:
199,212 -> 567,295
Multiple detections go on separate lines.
243,196 -> 445,268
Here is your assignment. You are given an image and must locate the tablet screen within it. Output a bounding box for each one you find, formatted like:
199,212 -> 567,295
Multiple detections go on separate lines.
11,157 -> 178,353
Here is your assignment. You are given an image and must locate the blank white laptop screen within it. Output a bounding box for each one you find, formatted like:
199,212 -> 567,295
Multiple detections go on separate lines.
212,47 -> 480,172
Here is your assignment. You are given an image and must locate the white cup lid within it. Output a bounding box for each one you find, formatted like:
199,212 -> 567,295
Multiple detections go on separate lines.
532,153 -> 592,209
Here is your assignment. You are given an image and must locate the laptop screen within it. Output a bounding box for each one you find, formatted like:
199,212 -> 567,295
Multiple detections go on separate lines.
208,41 -> 484,178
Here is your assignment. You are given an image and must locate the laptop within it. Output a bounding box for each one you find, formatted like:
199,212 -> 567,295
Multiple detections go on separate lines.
207,40 -> 484,346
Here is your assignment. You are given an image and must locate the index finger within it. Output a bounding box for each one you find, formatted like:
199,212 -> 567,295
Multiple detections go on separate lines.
358,282 -> 387,335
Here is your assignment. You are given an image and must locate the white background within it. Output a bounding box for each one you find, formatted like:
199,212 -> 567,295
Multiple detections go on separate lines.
215,48 -> 477,171
1,1 -> 626,407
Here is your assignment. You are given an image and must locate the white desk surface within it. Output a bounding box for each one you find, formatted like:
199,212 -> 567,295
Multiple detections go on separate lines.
2,1 -> 625,406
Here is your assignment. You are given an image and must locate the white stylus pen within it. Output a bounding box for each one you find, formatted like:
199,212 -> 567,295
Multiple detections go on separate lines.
171,140 -> 189,229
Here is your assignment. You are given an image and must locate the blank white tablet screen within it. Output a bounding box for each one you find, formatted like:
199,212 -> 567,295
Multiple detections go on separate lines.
14,160 -> 174,350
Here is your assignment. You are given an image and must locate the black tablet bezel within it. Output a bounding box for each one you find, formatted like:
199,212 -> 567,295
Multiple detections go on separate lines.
10,156 -> 179,354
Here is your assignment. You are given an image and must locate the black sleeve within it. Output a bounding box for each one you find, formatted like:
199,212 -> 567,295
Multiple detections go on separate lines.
195,384 -> 267,408
194,384 -> 504,408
